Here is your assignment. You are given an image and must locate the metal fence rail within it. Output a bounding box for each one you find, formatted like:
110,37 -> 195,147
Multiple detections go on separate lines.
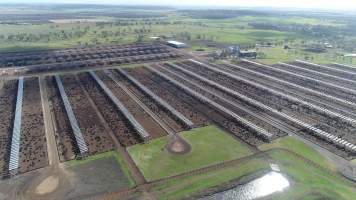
89,71 -> 150,141
8,77 -> 24,172
116,68 -> 194,128
55,75 -> 89,155
146,65 -> 273,140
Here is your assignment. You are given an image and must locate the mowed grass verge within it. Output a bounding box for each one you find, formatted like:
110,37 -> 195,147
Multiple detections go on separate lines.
152,149 -> 355,200
268,150 -> 356,200
153,156 -> 268,200
127,125 -> 253,181
259,136 -> 336,171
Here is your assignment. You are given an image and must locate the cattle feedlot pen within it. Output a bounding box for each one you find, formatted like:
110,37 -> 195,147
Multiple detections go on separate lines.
55,75 -> 89,155
146,65 -> 274,140
116,68 -> 194,128
189,59 -> 356,153
89,71 -> 150,141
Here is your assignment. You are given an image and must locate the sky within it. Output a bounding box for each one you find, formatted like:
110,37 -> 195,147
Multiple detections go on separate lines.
2,0 -> 356,10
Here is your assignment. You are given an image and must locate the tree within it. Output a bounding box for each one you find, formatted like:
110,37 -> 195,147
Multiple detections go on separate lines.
257,52 -> 267,59
135,34 -> 144,43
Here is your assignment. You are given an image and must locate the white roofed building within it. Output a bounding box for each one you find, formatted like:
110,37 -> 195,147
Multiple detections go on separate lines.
166,40 -> 186,48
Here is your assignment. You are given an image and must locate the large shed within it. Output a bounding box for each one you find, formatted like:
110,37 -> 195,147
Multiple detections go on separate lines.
166,40 -> 186,48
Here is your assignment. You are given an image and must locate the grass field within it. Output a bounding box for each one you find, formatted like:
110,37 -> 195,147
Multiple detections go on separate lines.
256,46 -> 356,65
127,125 -> 253,181
259,136 -> 336,171
151,149 -> 355,200
0,22 -> 294,52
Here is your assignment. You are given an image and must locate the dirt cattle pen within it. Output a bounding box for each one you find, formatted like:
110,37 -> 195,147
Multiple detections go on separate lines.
0,43 -> 184,77
1,42 -> 355,179
0,43 -> 192,178
148,59 -> 356,159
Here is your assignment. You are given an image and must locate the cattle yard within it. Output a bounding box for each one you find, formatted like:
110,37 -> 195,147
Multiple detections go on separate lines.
0,42 -> 355,180
0,43 -> 184,77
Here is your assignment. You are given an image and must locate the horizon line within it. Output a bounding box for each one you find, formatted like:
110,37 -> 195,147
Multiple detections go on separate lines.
0,2 -> 355,12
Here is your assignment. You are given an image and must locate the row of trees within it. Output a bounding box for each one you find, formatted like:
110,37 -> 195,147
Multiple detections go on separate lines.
173,32 -> 221,42
0,30 -> 86,42
0,26 -> 153,43
96,20 -> 172,28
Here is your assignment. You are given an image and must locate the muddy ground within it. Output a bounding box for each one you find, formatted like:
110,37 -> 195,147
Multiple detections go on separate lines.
0,156 -> 131,200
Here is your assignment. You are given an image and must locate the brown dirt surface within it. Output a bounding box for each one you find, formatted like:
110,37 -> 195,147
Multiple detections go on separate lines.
45,77 -> 78,162
0,80 -> 17,175
111,69 -> 186,132
128,67 -> 264,145
35,175 -> 59,195
95,71 -> 167,139
127,67 -> 209,127
19,77 -> 48,173
77,73 -> 142,147
60,75 -> 115,155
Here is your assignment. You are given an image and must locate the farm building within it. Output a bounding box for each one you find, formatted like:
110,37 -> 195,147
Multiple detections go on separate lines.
166,41 -> 186,48
239,50 -> 257,58
228,46 -> 257,58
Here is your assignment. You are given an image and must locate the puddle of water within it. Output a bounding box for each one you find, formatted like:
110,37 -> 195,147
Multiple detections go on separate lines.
200,171 -> 290,200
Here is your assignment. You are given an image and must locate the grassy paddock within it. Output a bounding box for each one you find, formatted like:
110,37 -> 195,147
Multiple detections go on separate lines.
256,46 -> 356,65
127,125 -> 252,181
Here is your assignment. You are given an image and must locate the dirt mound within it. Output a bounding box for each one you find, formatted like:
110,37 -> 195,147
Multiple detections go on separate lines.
165,134 -> 191,155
